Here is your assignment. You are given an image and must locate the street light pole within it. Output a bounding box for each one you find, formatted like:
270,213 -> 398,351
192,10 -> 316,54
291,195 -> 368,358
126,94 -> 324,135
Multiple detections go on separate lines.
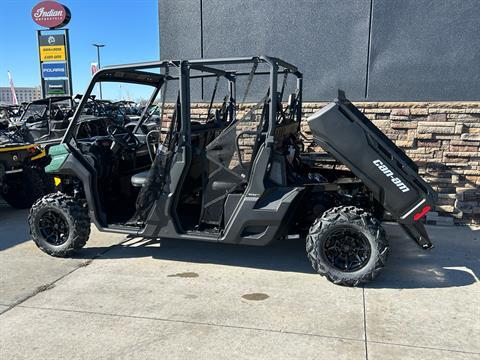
92,43 -> 105,99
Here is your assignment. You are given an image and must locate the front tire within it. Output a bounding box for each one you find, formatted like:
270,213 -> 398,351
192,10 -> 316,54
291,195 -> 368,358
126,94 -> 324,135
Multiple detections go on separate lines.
29,193 -> 91,257
306,206 -> 388,286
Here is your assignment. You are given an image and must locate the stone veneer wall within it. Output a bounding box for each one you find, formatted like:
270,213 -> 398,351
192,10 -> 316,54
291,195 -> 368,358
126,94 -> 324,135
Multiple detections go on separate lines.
185,102 -> 480,225
301,102 -> 480,225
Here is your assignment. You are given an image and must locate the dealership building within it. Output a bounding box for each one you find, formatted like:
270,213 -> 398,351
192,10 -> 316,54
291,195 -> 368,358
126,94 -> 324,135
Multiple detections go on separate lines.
0,86 -> 41,105
158,0 -> 480,224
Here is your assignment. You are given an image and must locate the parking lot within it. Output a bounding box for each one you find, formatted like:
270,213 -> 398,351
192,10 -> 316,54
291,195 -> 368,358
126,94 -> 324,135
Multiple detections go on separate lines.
0,202 -> 479,360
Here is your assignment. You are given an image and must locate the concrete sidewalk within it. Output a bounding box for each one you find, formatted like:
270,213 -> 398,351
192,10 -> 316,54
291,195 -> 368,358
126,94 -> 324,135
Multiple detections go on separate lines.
0,203 -> 479,359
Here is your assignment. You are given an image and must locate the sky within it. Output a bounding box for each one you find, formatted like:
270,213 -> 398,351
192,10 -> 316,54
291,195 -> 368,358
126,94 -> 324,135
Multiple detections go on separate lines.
0,0 -> 159,99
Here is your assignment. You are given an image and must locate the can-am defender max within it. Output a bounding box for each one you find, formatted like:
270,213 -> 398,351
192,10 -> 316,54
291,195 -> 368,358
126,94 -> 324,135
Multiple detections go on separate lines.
29,57 -> 436,286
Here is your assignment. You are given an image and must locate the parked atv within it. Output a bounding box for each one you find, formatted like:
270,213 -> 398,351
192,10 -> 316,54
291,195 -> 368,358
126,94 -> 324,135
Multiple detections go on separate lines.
0,134 -> 53,208
7,96 -> 76,144
29,56 -> 436,286
0,104 -> 25,130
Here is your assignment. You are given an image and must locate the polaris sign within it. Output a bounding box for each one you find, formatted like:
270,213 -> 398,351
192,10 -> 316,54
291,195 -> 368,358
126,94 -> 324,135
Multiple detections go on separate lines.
41,62 -> 67,78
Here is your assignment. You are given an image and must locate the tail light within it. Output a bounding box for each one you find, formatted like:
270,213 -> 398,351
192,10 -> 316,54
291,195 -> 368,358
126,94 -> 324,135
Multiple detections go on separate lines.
413,205 -> 431,221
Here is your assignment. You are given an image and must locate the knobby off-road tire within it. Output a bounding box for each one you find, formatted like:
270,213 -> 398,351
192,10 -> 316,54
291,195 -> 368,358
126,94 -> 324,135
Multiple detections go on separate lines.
306,206 -> 389,286
29,193 -> 91,257
2,167 -> 53,209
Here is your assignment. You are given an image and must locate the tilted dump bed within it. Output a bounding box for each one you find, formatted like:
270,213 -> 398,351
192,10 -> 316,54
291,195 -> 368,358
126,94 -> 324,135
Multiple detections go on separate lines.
308,96 -> 437,248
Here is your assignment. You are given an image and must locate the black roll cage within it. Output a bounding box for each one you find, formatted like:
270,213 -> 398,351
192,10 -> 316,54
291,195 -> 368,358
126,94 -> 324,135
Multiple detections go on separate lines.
62,56 -> 303,147
20,95 -> 74,122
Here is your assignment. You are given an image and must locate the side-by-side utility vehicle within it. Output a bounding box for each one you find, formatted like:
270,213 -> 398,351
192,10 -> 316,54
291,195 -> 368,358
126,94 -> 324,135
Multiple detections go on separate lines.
0,137 -> 52,208
28,57 -> 436,286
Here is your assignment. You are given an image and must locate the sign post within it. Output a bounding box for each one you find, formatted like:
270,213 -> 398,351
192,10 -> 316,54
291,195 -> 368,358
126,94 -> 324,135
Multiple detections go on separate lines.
32,1 -> 72,98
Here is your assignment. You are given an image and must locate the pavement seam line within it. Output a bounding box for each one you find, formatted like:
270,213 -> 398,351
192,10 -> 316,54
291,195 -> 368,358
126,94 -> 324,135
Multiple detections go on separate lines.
362,285 -> 369,360
0,237 -> 130,316
17,304 -> 365,344
1,265 -> 87,316
15,304 -> 480,356
366,339 -> 480,356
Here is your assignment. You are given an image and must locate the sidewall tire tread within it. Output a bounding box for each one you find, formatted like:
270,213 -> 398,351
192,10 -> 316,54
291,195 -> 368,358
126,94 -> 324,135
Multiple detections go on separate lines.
29,192 -> 91,257
306,206 -> 389,287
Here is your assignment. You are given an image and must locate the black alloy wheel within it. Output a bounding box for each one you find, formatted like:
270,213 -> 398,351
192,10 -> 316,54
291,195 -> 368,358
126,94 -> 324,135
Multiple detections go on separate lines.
322,226 -> 371,272
38,210 -> 70,246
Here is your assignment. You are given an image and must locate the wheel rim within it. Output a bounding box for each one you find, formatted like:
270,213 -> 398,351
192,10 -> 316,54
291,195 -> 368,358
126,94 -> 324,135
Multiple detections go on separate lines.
322,226 -> 371,272
38,210 -> 69,246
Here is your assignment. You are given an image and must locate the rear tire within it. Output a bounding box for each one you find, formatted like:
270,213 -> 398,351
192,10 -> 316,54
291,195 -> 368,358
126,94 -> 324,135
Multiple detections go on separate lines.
306,206 -> 388,286
29,193 -> 90,257
2,167 -> 53,209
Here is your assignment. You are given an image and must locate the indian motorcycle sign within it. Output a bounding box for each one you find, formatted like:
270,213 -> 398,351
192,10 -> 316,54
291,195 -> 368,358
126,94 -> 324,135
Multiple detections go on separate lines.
31,1 -> 71,29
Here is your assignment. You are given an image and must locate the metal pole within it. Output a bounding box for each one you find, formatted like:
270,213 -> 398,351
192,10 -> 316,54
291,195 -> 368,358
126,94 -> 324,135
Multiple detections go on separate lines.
97,46 -> 102,99
37,30 -> 45,98
93,44 -> 105,99
65,29 -> 73,98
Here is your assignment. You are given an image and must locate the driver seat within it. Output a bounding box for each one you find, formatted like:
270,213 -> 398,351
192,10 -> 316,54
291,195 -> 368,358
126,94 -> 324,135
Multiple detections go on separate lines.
131,170 -> 149,187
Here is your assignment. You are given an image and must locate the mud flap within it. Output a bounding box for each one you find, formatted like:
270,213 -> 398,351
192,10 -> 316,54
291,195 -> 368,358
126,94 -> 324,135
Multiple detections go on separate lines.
400,222 -> 433,249
307,92 -> 437,248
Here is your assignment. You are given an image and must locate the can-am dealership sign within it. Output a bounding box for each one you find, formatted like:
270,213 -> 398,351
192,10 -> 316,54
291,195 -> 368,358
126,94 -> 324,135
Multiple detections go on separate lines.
31,1 -> 71,29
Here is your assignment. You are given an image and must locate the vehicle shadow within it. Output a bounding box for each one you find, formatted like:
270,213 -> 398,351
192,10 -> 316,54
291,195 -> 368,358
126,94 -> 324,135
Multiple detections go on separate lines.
366,223 -> 479,289
0,202 -> 31,251
81,235 -> 316,274
81,223 -> 479,289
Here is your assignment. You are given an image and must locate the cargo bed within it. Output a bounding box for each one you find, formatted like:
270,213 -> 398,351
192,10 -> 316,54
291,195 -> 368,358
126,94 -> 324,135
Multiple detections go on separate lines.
307,94 -> 437,248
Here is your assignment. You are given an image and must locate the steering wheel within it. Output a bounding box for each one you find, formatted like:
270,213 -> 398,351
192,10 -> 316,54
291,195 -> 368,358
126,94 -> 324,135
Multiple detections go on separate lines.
26,113 -> 42,123
107,124 -> 139,151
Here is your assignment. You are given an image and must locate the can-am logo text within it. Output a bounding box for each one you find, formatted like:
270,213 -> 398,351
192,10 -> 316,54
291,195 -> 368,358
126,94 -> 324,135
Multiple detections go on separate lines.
373,159 -> 410,193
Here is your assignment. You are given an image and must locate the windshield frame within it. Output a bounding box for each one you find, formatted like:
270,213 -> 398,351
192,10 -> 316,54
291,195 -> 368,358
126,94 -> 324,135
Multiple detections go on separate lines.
62,61 -> 174,144
21,103 -> 48,121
